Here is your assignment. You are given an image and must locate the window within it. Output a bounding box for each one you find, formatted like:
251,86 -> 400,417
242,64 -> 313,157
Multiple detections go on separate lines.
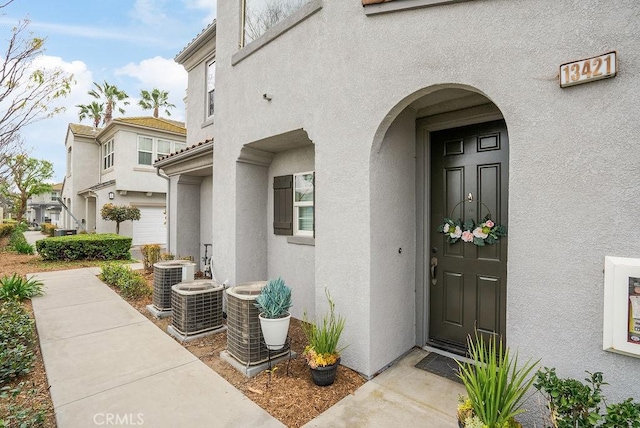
103,139 -> 114,170
294,172 -> 314,236
137,136 -> 186,166
273,172 -> 314,236
241,0 -> 310,47
207,60 -> 215,119
50,191 -> 59,201
138,137 -> 153,165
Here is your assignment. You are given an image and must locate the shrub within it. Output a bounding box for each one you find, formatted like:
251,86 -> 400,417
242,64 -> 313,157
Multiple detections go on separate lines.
7,229 -> 34,255
140,244 -> 161,271
160,252 -> 175,261
0,274 -> 43,301
535,367 -> 640,427
100,263 -> 150,299
36,233 -> 131,261
40,223 -> 56,236
0,223 -> 16,237
0,300 -> 35,384
0,382 -> 47,426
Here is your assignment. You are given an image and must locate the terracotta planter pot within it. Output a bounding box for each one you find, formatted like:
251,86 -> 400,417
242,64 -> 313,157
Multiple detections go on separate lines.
310,358 -> 340,386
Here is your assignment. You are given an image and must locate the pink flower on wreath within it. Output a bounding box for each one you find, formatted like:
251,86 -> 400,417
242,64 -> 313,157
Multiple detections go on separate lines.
485,220 -> 494,228
461,230 -> 474,242
473,227 -> 488,239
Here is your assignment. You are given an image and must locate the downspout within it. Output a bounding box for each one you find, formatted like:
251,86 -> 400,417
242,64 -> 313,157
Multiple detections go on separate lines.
156,167 -> 170,252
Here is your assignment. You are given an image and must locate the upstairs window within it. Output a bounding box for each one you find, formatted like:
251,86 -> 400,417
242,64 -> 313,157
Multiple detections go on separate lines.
138,136 -> 186,166
241,0 -> 310,47
207,60 -> 215,119
103,139 -> 114,170
50,191 -> 59,201
138,136 -> 154,165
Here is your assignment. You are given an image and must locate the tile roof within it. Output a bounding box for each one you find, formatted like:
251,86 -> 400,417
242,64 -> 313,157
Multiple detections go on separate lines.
155,138 -> 214,163
114,117 -> 186,135
69,123 -> 100,136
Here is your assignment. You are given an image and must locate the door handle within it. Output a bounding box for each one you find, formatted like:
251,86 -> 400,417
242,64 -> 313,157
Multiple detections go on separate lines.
430,257 -> 438,286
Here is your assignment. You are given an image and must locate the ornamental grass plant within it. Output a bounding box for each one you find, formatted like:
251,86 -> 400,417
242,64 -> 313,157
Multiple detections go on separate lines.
0,274 -> 43,301
302,288 -> 346,368
456,333 -> 539,428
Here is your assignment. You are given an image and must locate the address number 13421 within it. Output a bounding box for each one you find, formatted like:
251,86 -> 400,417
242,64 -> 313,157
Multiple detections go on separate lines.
560,52 -> 617,88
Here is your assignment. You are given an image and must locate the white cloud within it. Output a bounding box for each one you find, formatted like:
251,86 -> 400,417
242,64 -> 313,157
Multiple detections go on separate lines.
115,56 -> 187,119
130,0 -> 169,27
184,0 -> 217,25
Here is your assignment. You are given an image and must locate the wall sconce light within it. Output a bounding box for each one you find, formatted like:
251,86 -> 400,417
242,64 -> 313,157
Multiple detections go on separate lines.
108,192 -> 115,200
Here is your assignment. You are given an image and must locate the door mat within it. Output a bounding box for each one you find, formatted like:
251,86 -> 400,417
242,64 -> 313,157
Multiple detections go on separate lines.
414,353 -> 462,384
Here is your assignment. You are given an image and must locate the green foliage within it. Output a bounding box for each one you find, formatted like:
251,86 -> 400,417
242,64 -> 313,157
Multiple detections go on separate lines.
140,244 -> 161,271
254,277 -> 292,318
456,334 -> 539,428
138,88 -> 175,118
100,263 -> 150,299
35,233 -> 132,261
88,81 -> 129,123
535,368 -> 640,428
0,274 -> 43,301
40,223 -> 56,237
0,155 -> 54,223
100,203 -> 141,234
6,229 -> 34,255
601,399 -> 640,428
0,382 -> 47,427
302,288 -> 346,366
0,300 -> 35,385
0,223 -> 15,237
76,100 -> 104,128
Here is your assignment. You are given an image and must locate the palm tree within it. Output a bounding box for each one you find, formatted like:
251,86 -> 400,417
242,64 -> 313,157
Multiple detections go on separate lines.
138,88 -> 176,118
88,81 -> 130,124
76,101 -> 104,128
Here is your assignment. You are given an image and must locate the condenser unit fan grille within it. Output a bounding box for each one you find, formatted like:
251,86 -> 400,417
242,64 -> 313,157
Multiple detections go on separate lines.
226,281 -> 289,366
171,280 -> 223,336
152,260 -> 195,311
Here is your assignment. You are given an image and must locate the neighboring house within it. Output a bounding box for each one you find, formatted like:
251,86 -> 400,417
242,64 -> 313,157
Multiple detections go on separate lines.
26,182 -> 62,226
163,0 -> 640,413
61,117 -> 186,245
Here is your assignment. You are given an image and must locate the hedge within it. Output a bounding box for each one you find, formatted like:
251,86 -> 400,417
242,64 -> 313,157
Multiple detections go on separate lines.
35,234 -> 132,261
40,223 -> 57,237
0,223 -> 16,238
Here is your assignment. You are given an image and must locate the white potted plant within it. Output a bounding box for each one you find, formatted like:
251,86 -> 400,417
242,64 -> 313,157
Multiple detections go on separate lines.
254,277 -> 292,351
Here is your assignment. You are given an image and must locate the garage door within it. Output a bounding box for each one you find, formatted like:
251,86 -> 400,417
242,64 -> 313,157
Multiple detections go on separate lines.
133,206 -> 166,245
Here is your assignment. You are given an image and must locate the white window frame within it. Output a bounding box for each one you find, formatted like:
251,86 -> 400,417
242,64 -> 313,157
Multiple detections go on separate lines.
137,135 -> 186,166
206,60 -> 215,120
293,171 -> 314,237
103,139 -> 114,170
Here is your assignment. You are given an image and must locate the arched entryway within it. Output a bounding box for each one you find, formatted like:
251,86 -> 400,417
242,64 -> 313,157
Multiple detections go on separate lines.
370,85 -> 509,357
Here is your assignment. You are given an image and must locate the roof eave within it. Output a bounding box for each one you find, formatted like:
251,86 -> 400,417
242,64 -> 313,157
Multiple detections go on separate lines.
175,20 -> 217,64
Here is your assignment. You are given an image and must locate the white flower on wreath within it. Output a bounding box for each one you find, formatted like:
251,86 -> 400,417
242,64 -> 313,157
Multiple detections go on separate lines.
450,225 -> 462,239
472,227 -> 488,239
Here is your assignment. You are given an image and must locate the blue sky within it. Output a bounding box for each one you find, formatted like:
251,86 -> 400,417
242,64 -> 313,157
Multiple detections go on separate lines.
0,0 -> 217,182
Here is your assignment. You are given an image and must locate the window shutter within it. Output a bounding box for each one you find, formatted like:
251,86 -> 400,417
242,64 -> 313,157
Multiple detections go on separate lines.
273,174 -> 293,235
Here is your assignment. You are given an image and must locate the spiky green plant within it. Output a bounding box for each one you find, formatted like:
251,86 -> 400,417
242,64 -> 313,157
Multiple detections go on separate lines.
0,274 -> 43,301
254,276 -> 292,318
302,288 -> 346,367
456,333 -> 539,428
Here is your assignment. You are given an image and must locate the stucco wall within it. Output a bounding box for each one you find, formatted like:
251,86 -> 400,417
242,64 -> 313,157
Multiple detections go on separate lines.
213,0 -> 640,394
200,176 -> 213,273
268,146 -> 316,321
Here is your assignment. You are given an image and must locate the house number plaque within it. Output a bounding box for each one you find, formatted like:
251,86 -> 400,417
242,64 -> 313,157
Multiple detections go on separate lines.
560,51 -> 617,88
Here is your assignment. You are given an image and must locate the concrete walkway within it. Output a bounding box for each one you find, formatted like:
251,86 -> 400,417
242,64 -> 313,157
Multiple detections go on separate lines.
28,262 -> 464,427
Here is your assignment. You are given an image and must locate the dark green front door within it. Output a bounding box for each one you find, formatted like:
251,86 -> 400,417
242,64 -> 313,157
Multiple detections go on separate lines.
428,120 -> 509,354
